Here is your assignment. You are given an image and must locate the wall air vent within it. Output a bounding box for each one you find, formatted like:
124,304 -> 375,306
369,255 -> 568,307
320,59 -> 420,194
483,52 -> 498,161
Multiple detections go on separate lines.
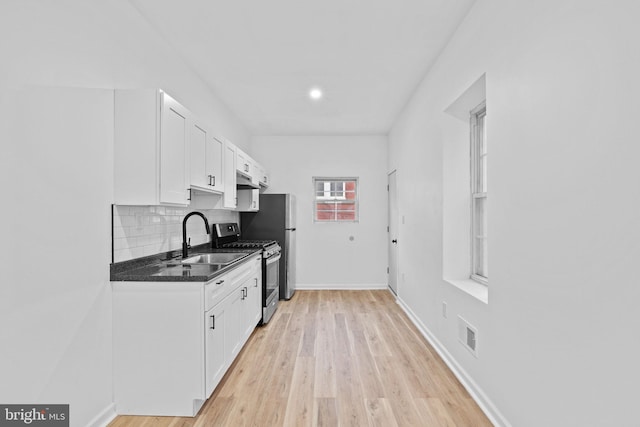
458,316 -> 478,357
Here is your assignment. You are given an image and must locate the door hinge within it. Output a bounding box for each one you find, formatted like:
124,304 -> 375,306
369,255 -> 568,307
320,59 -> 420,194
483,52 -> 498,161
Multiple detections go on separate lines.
387,267 -> 389,274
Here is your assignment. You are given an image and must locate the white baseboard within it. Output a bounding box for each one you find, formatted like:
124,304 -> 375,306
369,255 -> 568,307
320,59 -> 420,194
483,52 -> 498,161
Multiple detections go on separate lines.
295,283 -> 387,290
395,296 -> 511,427
87,403 -> 117,427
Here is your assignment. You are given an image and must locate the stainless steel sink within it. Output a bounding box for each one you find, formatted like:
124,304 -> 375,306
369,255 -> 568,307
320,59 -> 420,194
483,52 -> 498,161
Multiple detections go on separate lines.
181,253 -> 247,266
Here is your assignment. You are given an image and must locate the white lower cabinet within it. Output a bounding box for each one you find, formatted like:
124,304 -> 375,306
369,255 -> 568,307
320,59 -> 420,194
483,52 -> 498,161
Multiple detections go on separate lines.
204,301 -> 226,397
113,254 -> 262,416
243,259 -> 262,338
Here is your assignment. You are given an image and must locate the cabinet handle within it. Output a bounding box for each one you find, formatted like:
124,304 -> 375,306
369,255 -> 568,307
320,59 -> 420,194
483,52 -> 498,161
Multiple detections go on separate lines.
254,278 -> 258,288
187,188 -> 191,201
216,279 -> 224,285
210,314 -> 215,330
212,175 -> 215,186
263,176 -> 267,183
244,163 -> 249,172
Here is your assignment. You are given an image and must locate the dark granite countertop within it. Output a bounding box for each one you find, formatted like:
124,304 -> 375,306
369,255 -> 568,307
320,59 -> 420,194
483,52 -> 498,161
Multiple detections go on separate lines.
110,244 -> 262,282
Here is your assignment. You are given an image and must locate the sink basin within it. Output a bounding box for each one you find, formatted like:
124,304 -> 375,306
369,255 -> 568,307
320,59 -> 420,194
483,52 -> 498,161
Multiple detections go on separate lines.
181,253 -> 247,266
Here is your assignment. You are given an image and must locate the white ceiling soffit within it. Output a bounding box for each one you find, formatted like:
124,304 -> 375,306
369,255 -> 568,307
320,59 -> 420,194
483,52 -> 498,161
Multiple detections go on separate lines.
130,0 -> 476,135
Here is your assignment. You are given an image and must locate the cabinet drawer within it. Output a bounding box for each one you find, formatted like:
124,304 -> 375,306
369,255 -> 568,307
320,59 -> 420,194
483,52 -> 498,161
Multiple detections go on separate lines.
204,255 -> 261,311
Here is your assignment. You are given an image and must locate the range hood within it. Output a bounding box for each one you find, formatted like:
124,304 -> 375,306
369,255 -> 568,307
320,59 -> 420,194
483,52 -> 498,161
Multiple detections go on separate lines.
236,173 -> 260,189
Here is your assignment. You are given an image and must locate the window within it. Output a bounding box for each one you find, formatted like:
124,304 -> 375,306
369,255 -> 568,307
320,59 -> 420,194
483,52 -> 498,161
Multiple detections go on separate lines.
471,103 -> 488,284
313,177 -> 358,222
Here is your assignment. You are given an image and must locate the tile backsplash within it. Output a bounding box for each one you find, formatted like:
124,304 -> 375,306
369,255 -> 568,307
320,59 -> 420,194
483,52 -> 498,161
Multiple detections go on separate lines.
112,205 -> 238,262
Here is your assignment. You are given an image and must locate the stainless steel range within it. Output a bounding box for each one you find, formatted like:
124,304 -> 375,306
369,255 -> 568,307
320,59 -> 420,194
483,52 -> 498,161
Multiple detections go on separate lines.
213,223 -> 280,324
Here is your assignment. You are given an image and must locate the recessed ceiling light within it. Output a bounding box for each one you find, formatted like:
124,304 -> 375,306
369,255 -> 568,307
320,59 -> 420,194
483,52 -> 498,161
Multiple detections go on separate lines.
309,87 -> 323,100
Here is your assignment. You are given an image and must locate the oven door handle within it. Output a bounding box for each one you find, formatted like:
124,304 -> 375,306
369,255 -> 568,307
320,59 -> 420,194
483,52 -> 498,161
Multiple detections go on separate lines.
266,254 -> 281,265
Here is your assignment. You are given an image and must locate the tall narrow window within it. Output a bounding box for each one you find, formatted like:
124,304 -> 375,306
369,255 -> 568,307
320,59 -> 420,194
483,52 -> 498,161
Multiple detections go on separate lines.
471,103 -> 487,284
313,177 -> 358,222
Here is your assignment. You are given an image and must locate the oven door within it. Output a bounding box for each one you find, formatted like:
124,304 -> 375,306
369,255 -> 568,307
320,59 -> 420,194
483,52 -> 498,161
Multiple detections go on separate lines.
264,253 -> 281,304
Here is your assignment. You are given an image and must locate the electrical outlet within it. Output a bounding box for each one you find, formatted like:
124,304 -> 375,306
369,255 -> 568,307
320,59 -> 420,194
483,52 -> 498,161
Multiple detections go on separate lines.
442,301 -> 447,319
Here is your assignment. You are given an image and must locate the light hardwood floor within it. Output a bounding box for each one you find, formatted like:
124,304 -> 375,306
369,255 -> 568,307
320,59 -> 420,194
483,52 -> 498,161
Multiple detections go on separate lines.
109,290 -> 492,427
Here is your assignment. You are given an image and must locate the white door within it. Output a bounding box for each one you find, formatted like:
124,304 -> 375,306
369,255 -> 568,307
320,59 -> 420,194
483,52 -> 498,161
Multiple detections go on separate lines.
388,170 -> 399,295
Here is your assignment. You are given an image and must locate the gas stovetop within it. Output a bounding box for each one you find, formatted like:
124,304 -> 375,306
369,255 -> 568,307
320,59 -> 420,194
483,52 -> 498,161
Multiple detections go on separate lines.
221,240 -> 278,249
213,223 -> 281,257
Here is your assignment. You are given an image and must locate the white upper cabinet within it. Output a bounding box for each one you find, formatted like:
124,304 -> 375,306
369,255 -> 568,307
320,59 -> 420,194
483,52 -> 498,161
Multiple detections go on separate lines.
236,148 -> 251,177
190,120 -> 223,194
257,163 -> 270,188
222,139 -> 237,209
114,89 -> 191,206
236,189 -> 259,212
236,147 -> 260,187
190,123 -> 208,189
207,137 -> 224,192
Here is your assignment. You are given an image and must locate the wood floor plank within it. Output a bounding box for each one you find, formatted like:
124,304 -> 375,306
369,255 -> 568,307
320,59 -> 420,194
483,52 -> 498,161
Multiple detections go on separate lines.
313,315 -> 337,397
283,357 -> 316,427
359,312 -> 393,357
351,328 -> 386,399
373,356 -> 424,426
299,314 -> 317,357
313,398 -> 338,427
109,290 -> 493,427
365,398 -> 400,427
414,397 -> 457,427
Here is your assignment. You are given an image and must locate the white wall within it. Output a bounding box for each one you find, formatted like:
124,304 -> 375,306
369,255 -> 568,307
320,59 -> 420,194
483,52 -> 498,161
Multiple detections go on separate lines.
0,1 -> 249,426
251,136 -> 388,288
389,0 -> 640,426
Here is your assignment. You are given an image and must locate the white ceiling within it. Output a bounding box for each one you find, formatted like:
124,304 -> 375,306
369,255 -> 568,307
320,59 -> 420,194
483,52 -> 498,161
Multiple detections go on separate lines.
130,0 -> 476,135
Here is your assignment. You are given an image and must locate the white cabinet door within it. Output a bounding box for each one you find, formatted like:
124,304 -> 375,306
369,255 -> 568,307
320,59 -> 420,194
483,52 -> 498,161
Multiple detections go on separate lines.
208,136 -> 224,192
227,287 -> 244,360
190,123 -> 208,189
239,257 -> 262,340
237,189 -> 259,212
205,301 -> 226,397
248,259 -> 262,330
236,148 -> 250,177
257,164 -> 270,188
222,140 -> 237,209
114,89 -> 191,206
191,124 -> 223,194
160,92 -> 190,205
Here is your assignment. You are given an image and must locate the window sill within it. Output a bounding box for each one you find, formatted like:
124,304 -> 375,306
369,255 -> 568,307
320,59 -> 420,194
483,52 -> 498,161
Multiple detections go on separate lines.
443,278 -> 488,304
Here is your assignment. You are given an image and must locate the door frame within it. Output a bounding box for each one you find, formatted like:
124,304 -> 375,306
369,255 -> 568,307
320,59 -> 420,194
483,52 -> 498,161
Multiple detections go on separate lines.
388,170 -> 399,295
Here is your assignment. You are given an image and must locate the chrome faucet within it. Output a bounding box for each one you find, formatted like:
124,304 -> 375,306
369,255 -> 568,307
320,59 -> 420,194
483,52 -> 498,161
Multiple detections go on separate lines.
182,211 -> 210,258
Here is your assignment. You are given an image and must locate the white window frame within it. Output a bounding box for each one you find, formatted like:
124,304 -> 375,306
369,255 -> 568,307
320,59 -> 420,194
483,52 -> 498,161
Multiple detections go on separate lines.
470,102 -> 488,285
317,181 -> 346,200
313,177 -> 359,222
